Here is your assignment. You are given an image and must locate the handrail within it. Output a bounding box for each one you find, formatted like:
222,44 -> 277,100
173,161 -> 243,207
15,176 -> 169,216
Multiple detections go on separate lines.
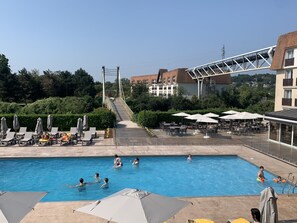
105,97 -> 116,113
118,97 -> 134,120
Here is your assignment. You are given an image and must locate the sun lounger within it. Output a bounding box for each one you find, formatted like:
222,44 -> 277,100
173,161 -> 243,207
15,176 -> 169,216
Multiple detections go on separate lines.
0,132 -> 16,146
89,127 -> 97,138
49,127 -> 59,143
19,132 -> 33,146
70,127 -> 78,139
16,127 -> 27,139
0,128 -> 11,139
81,131 -> 92,146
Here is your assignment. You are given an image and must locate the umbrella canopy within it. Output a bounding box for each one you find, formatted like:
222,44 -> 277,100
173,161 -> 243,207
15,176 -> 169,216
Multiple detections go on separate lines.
0,191 -> 47,223
13,114 -> 20,131
1,117 -> 8,135
172,112 -> 190,117
185,113 -> 204,120
220,112 -> 257,120
82,115 -> 89,131
253,113 -> 264,119
47,115 -> 53,131
76,188 -> 190,223
203,113 -> 219,118
77,118 -> 83,136
34,117 -> 43,135
196,116 -> 218,124
222,110 -> 239,115
259,187 -> 278,223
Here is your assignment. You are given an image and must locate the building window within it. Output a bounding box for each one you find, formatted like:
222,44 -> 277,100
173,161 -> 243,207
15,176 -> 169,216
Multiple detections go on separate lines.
280,124 -> 292,145
285,69 -> 293,79
284,90 -> 292,98
284,49 -> 294,67
269,122 -> 280,141
285,49 -> 294,59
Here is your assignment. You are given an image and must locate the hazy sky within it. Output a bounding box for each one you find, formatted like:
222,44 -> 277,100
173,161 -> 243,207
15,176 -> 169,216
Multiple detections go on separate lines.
1,0 -> 297,81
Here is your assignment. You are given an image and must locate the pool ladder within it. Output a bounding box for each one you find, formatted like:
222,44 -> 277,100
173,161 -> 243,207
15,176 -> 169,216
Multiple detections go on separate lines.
282,173 -> 297,196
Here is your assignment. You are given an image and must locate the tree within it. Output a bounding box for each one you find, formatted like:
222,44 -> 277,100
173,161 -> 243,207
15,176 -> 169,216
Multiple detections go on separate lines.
0,54 -> 19,102
73,68 -> 96,97
131,83 -> 148,99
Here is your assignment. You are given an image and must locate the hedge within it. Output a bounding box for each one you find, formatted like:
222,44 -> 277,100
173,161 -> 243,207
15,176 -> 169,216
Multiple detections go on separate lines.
0,109 -> 116,131
136,108 -> 243,128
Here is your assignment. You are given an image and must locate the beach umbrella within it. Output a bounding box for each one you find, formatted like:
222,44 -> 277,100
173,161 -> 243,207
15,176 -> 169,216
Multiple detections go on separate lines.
75,188 -> 190,223
0,117 -> 8,135
222,110 -> 239,115
259,187 -> 278,223
0,191 -> 47,223
34,117 -> 43,136
13,114 -> 20,132
185,113 -> 204,120
47,115 -> 53,131
253,113 -> 264,119
203,112 -> 219,118
77,118 -> 83,137
172,112 -> 190,117
82,115 -> 88,131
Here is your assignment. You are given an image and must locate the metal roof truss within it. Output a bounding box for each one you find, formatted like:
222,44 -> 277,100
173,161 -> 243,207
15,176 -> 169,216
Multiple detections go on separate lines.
186,46 -> 276,79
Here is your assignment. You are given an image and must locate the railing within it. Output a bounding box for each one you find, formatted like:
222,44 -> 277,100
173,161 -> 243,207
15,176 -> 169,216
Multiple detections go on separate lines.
282,98 -> 292,106
105,97 -> 116,113
118,97 -> 134,120
283,78 -> 293,86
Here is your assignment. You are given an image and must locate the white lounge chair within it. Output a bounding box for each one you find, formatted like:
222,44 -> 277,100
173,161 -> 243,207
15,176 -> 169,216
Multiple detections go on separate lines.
19,132 -> 33,146
16,127 -> 27,139
0,132 -> 15,146
81,131 -> 92,146
89,127 -> 97,138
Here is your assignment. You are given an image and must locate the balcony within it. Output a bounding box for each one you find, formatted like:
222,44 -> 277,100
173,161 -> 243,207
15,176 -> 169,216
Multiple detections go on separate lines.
283,78 -> 293,86
285,58 -> 294,67
282,98 -> 292,106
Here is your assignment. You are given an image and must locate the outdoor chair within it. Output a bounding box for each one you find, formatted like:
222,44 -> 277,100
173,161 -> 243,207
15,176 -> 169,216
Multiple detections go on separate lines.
16,127 -> 27,139
81,131 -> 92,146
70,127 -> 78,139
0,128 -> 11,139
0,132 -> 16,146
18,132 -> 33,146
49,127 -> 59,143
89,127 -> 97,138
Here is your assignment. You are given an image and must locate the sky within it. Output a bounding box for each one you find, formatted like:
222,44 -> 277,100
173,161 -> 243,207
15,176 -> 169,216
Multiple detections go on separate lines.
1,0 -> 297,81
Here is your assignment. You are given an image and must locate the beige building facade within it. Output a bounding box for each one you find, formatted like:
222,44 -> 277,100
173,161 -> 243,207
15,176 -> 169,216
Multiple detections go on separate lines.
271,31 -> 297,111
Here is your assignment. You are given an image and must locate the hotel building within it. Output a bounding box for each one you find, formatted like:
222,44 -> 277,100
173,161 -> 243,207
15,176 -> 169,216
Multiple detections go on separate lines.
130,68 -> 231,98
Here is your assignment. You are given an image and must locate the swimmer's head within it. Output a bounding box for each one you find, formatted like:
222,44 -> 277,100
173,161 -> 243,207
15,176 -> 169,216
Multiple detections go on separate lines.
79,178 -> 84,183
104,178 -> 109,183
260,166 -> 264,170
115,154 -> 118,158
95,173 -> 99,177
277,176 -> 281,179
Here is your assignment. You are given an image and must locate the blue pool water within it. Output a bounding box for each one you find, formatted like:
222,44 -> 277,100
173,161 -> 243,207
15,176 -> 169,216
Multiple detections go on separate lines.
0,156 -> 288,202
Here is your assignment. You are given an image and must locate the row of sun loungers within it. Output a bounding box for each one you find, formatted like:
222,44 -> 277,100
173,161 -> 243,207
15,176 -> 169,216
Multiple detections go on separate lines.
0,127 -> 98,147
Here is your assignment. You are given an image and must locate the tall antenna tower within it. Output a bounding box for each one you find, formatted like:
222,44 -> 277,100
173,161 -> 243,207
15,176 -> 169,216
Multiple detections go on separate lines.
221,44 -> 225,59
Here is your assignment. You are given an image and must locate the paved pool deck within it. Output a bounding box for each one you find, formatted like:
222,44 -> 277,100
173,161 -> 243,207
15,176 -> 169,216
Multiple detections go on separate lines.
1,143 -> 297,223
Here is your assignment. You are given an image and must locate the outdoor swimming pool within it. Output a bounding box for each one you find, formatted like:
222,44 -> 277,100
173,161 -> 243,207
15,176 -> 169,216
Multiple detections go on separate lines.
0,155 -> 288,202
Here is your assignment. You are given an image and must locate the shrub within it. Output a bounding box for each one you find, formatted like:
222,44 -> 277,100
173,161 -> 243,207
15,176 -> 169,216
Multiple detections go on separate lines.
0,108 -> 116,131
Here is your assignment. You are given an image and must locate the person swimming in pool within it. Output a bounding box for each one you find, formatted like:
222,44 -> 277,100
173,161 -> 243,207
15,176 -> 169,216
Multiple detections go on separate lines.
257,166 -> 266,183
68,178 -> 88,190
273,175 -> 286,183
114,154 -> 123,168
132,157 -> 139,165
94,172 -> 101,183
187,154 -> 192,161
101,178 -> 109,188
